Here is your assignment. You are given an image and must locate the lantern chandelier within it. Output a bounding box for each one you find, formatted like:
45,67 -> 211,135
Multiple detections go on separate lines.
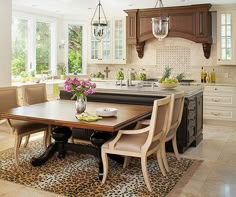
152,0 -> 169,41
91,0 -> 108,41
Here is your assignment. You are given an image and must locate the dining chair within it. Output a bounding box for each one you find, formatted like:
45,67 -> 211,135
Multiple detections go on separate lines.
101,96 -> 171,192
135,92 -> 185,172
22,83 -> 51,147
162,92 -> 185,172
22,83 -> 48,105
0,86 -> 49,166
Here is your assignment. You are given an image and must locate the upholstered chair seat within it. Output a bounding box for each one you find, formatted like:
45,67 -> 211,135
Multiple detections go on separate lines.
10,120 -> 47,135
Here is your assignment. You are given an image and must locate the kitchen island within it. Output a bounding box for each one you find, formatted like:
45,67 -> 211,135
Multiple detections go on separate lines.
60,83 -> 204,153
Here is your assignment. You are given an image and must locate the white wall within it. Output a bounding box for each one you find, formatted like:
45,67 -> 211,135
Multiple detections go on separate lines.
0,0 -> 12,86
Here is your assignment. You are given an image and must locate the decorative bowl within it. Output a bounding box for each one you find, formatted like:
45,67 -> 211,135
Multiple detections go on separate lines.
158,82 -> 179,89
96,108 -> 118,117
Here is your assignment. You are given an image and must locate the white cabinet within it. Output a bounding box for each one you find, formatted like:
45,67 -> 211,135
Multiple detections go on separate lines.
203,85 -> 236,121
217,10 -> 236,65
88,17 -> 126,64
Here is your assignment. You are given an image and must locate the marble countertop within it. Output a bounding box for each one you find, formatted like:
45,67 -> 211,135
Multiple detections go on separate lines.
201,83 -> 236,87
91,79 -> 236,87
95,82 -> 204,97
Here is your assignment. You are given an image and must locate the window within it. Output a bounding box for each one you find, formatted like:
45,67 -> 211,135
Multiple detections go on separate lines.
36,22 -> 51,74
12,16 -> 56,78
12,18 -> 28,77
66,23 -> 87,75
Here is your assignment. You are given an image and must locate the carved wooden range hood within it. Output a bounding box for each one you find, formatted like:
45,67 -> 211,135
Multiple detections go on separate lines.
124,4 -> 212,59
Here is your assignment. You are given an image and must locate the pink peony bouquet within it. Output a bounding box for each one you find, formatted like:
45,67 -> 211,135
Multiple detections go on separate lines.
64,77 -> 96,99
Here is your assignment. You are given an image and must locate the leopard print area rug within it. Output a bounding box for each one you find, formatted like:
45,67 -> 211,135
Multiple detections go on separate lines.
0,140 -> 202,197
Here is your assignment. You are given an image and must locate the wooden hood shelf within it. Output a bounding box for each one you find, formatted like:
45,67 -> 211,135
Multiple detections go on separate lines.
124,4 -> 212,59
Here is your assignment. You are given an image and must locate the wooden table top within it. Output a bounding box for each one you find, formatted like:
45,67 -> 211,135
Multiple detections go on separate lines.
0,100 -> 152,132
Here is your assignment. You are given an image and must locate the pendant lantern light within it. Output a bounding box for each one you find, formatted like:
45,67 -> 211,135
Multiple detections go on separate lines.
91,0 -> 108,41
152,0 -> 169,41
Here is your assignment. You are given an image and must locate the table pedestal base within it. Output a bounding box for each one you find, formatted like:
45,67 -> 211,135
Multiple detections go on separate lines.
31,126 -> 122,180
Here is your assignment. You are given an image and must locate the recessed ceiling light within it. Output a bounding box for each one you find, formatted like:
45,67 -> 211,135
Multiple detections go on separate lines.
31,4 -> 37,7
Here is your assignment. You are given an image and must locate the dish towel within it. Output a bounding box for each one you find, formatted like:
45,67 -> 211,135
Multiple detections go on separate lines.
75,112 -> 102,122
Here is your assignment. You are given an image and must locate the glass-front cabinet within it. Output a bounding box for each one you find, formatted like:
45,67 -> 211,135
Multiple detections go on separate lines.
88,18 -> 126,64
217,10 -> 236,65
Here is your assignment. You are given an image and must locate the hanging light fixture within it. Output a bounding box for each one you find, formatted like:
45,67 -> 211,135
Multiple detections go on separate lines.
152,0 -> 169,41
91,0 -> 108,41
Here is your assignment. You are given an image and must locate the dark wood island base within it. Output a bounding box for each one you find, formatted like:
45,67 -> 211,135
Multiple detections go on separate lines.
60,89 -> 203,154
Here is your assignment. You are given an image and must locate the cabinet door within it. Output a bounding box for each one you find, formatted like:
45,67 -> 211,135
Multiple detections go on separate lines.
196,93 -> 203,137
113,18 -> 126,64
217,11 -> 236,65
88,18 -> 126,64
88,20 -> 112,64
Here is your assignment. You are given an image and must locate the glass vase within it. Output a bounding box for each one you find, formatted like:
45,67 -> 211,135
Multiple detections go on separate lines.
75,96 -> 87,114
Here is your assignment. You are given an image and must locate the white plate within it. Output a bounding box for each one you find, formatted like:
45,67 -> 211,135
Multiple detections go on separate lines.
96,107 -> 118,117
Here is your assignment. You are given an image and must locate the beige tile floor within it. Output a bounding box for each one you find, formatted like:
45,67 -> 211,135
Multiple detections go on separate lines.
0,124 -> 236,197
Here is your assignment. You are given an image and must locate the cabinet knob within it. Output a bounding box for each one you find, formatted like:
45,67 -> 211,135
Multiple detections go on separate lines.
212,98 -> 220,102
215,88 -> 218,90
212,112 -> 220,116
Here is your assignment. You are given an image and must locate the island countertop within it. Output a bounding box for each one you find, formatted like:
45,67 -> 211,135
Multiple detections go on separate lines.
95,82 -> 204,98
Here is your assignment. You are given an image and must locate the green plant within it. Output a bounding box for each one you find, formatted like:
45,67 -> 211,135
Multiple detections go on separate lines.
159,66 -> 185,83
19,71 -> 32,82
162,66 -> 172,79
57,64 -> 66,75
176,72 -> 185,82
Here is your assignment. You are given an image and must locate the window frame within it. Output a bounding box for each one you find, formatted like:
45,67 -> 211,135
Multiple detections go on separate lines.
12,12 -> 57,78
64,20 -> 87,75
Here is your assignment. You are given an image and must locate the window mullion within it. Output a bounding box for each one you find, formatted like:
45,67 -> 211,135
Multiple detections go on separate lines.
28,19 -> 36,72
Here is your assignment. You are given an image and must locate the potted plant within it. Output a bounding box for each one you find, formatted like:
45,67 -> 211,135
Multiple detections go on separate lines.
57,63 -> 66,80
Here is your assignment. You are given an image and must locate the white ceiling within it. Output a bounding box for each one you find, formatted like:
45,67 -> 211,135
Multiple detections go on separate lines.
12,0 -> 236,17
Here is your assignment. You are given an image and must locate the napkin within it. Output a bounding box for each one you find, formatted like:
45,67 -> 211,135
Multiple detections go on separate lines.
75,112 -> 102,122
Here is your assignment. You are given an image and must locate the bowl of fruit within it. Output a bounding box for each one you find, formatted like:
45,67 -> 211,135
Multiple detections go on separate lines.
158,77 -> 179,89
158,66 -> 182,89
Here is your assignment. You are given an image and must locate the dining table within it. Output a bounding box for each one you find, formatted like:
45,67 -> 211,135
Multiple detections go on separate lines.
0,99 -> 152,179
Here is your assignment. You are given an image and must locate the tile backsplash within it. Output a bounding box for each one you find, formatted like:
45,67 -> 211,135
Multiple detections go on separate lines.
88,37 -> 236,83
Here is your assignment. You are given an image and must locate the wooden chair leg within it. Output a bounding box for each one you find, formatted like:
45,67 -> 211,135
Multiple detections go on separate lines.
47,125 -> 52,146
134,121 -> 142,129
101,150 -> 109,184
43,130 -> 48,149
23,135 -> 30,148
161,143 -> 170,172
14,136 -> 22,166
141,156 -> 152,192
157,149 -> 166,176
172,134 -> 180,161
123,156 -> 130,168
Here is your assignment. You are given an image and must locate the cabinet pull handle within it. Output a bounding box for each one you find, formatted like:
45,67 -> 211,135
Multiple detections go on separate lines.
215,88 -> 218,90
212,112 -> 220,116
212,98 -> 220,102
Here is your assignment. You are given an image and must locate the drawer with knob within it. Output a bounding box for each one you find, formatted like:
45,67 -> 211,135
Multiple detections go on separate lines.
204,95 -> 234,106
204,106 -> 235,121
204,86 -> 236,94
